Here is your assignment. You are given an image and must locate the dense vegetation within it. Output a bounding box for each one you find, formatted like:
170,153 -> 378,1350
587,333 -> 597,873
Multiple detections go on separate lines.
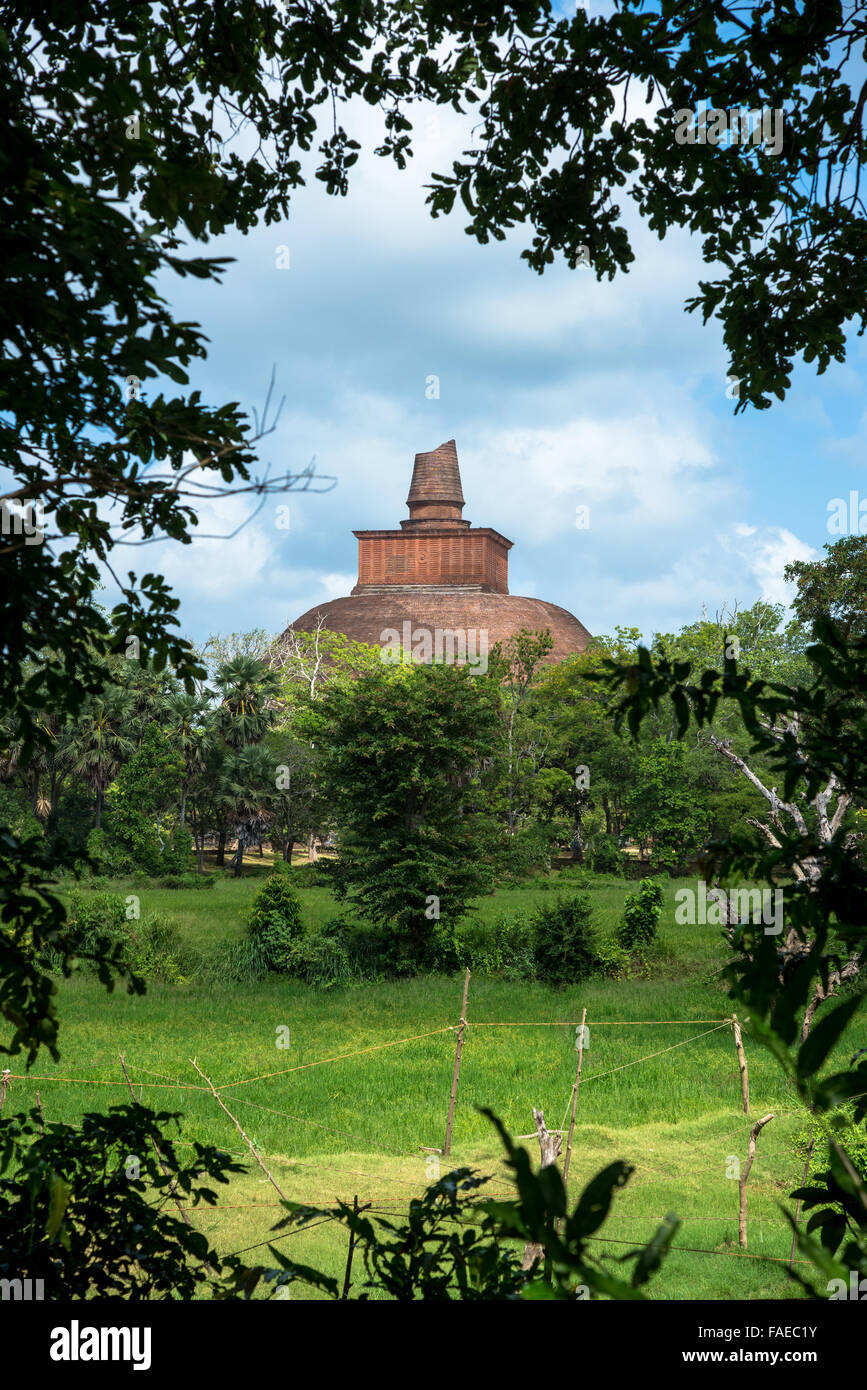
1,0 -> 865,1310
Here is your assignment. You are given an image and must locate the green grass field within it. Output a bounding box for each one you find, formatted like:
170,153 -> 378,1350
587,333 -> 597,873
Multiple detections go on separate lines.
9,867 -> 827,1300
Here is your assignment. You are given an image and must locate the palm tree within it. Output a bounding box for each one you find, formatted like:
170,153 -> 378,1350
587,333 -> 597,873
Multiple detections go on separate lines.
214,656 -> 280,750
67,687 -> 136,828
163,691 -> 214,828
219,744 -> 275,878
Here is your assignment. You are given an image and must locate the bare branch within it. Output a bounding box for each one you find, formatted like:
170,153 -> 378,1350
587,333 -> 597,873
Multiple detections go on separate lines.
711,736 -> 809,836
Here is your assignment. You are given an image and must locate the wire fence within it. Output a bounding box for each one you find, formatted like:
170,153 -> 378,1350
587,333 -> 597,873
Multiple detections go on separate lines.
1,1004 -> 814,1284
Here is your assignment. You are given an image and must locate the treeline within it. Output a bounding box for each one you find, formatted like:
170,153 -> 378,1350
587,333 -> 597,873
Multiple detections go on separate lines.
0,598 -> 817,893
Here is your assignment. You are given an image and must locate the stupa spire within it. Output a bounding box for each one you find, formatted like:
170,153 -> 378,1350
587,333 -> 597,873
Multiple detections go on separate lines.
404,439 -> 467,529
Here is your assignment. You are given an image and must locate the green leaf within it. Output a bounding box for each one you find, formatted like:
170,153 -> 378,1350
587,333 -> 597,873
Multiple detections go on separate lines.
568,1162 -> 633,1239
46,1171 -> 73,1240
797,993 -> 864,1079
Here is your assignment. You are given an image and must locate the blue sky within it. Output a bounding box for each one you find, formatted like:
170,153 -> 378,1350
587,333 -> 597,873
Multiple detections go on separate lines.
118,85 -> 866,650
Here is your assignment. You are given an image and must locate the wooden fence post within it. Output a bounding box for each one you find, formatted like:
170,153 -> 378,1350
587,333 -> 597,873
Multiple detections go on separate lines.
522,1108 -> 563,1271
732,1014 -> 750,1115
0,1069 -> 10,1115
738,1112 -> 774,1248
557,1007 -> 587,1236
190,1056 -> 289,1201
443,968 -> 470,1158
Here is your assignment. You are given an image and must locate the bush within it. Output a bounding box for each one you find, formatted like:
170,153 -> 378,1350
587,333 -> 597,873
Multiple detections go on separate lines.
85,827 -> 133,878
121,912 -> 195,984
623,859 -> 652,880
247,871 -> 304,972
552,865 -> 596,890
793,1107 -> 867,1188
200,938 -> 272,985
38,889 -> 127,973
285,934 -> 353,988
158,872 -> 215,890
281,918 -> 384,988
285,860 -> 328,887
594,936 -> 630,978
64,890 -> 127,966
0,1103 -> 246,1299
45,893 -> 193,983
531,894 -> 600,987
616,878 -> 664,950
587,835 -> 624,876
496,824 -> 554,883
455,911 -> 536,980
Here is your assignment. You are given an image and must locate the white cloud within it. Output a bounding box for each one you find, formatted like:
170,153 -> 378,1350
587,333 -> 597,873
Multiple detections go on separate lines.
143,66 -> 841,646
723,526 -> 817,606
320,571 -> 356,599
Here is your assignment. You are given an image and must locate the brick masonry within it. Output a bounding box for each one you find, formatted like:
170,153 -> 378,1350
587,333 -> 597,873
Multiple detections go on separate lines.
287,440 -> 591,664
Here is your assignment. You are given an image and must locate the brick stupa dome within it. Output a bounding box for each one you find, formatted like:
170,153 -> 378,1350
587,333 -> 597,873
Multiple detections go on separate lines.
288,440 -> 591,664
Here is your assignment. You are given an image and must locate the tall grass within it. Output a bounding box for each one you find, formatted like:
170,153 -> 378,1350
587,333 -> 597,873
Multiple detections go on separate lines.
18,868 -> 824,1300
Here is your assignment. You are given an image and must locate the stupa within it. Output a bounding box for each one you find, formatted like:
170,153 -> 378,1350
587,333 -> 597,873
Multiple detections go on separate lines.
288,440 -> 591,663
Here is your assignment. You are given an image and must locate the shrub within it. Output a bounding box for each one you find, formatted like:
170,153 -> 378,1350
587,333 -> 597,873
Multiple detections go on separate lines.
201,938 -> 272,985
287,860 -> 329,887
46,893 -> 193,983
247,871 -> 304,972
623,859 -> 652,880
496,824 -> 554,882
38,889 -> 127,973
616,878 -> 664,950
587,835 -> 624,876
531,894 -> 600,987
553,865 -> 596,890
64,890 -> 127,967
284,929 -> 355,989
455,911 -> 535,980
85,827 -> 133,878
121,912 -> 195,984
158,872 -> 215,890
0,1103 -> 247,1299
594,936 -> 630,978
281,918 -> 384,988
793,1107 -> 867,1188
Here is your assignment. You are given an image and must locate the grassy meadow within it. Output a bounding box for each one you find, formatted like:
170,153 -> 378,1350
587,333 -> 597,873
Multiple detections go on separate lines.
10,863 -> 826,1300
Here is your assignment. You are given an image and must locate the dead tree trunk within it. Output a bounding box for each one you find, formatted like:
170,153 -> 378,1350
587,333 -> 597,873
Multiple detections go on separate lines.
521,1108 -> 562,1271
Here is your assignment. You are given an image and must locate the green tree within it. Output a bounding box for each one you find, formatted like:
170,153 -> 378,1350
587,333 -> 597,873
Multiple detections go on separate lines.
423,3 -> 867,411
215,656 -> 280,751
163,690 -> 215,834
219,743 -> 278,879
209,656 -> 281,870
532,893 -> 600,987
489,628 -> 555,835
311,662 -> 503,971
600,620 -> 867,1292
66,686 -> 136,830
247,868 -> 304,973
265,729 -> 326,865
786,536 -> 867,639
616,878 -> 664,950
104,723 -> 186,876
626,737 -> 711,871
